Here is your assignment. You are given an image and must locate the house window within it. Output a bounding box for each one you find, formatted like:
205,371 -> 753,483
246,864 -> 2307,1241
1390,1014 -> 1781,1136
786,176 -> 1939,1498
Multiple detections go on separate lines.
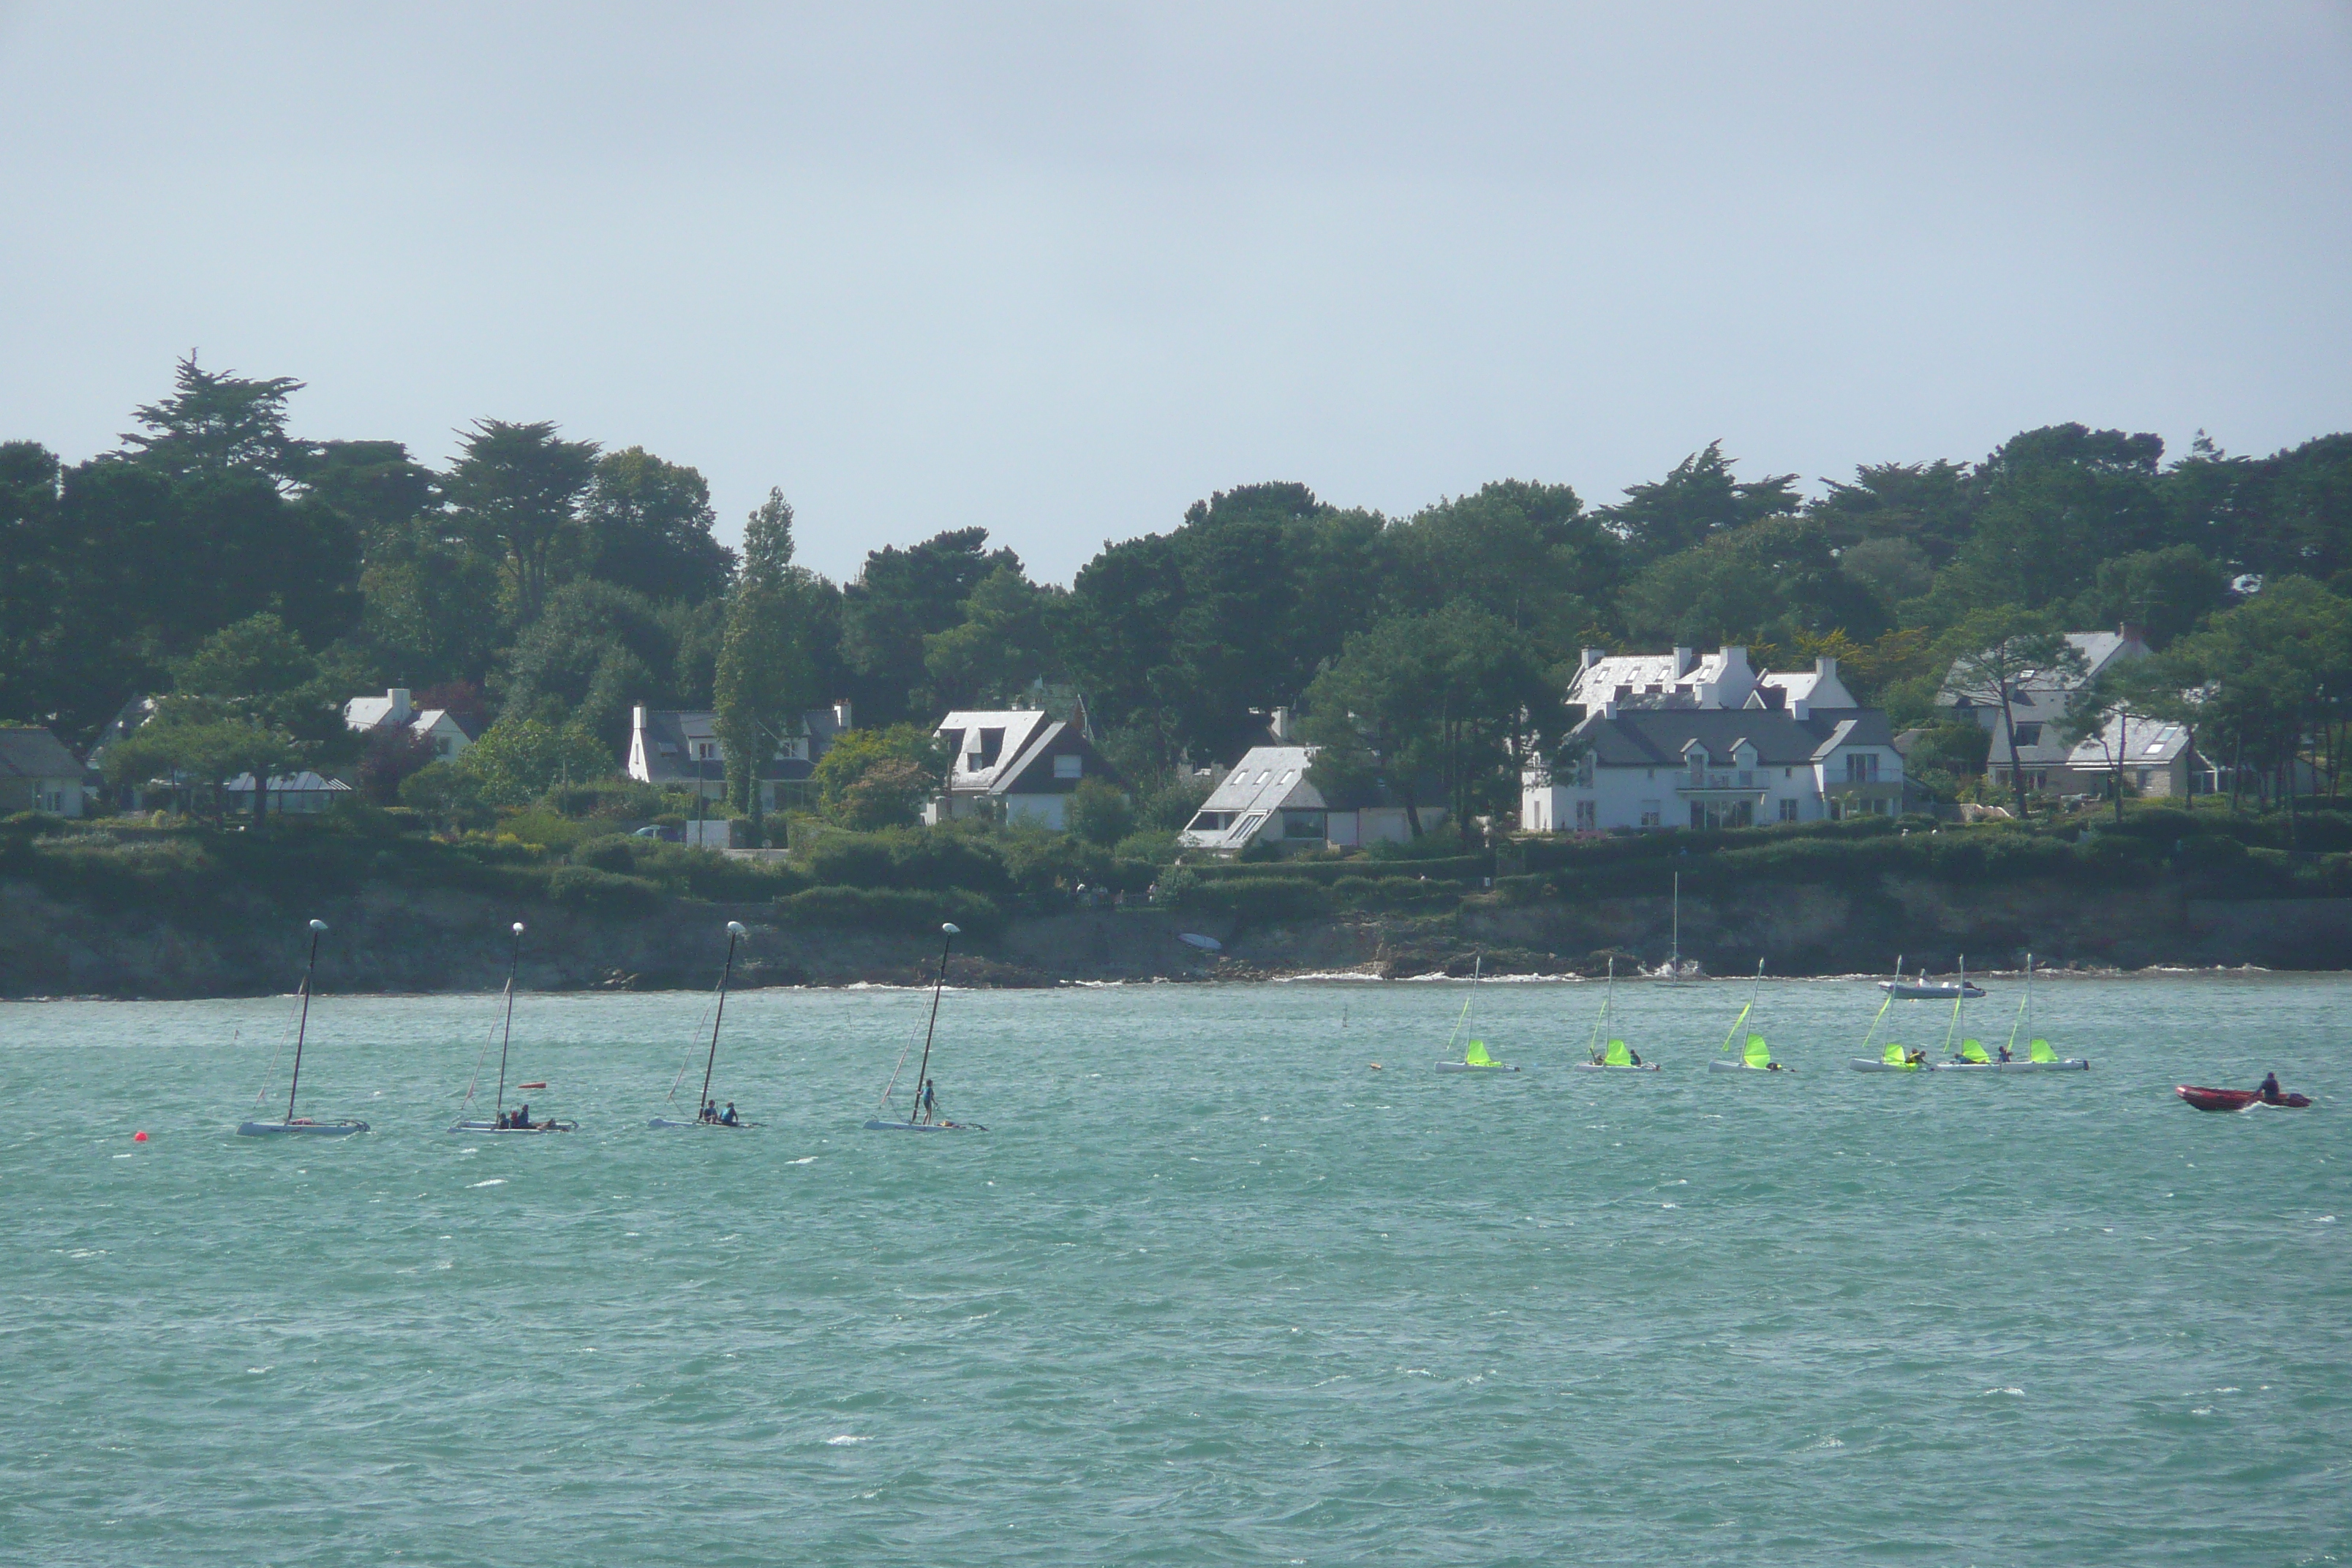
1845,753 -> 1879,783
1640,801 -> 1661,828
1284,810 -> 1327,839
1646,769 -> 1655,780
1575,799 -> 1597,832
437,738 -> 453,757
1053,754 -> 1082,780
1779,798 -> 1799,822
1233,813 -> 1267,840
1782,768 -> 1791,778
697,743 -> 716,761
2013,723 -> 2043,747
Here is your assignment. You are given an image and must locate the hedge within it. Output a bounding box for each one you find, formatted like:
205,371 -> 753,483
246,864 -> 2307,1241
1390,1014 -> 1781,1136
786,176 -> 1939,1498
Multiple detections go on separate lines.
775,884 -> 1006,938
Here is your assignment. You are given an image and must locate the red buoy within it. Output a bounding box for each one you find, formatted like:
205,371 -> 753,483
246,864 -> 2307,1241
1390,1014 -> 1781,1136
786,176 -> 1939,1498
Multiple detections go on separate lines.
133,1131 -> 148,1142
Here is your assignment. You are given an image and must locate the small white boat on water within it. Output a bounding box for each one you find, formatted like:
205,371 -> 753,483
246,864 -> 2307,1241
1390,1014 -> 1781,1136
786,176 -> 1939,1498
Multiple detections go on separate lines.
1435,954 -> 1518,1071
650,922 -> 762,1130
1573,958 -> 1660,1071
1707,960 -> 1790,1072
1931,954 -> 2089,1071
451,924 -> 577,1134
1878,954 -> 1983,999
238,920 -> 369,1137
1648,872 -> 1705,982
865,923 -> 987,1131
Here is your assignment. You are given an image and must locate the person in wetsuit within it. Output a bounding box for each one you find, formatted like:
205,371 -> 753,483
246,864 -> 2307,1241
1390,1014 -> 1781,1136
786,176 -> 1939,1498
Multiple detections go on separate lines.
921,1078 -> 938,1123
720,1102 -> 739,1126
2260,1071 -> 2285,1104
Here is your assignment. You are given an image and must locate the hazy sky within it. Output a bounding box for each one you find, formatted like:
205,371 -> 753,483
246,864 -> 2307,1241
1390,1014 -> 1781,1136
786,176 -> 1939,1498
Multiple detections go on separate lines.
4,4 -> 2348,584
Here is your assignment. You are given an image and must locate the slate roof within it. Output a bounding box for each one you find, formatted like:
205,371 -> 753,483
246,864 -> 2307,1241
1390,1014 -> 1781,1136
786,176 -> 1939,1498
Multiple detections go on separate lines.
2064,715 -> 2194,769
633,708 -> 830,787
1575,706 -> 1896,769
0,727 -> 83,780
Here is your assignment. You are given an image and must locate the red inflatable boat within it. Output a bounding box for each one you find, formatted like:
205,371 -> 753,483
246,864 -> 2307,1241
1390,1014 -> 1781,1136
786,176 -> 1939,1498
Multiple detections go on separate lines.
2176,1085 -> 2313,1112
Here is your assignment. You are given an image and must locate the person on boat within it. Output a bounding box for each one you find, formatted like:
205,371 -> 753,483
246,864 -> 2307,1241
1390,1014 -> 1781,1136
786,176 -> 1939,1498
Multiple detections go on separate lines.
720,1102 -> 739,1126
1904,1047 -> 1929,1067
2260,1071 -> 2285,1104
700,1098 -> 717,1123
516,1104 -> 531,1129
1997,1043 -> 2013,1063
921,1078 -> 938,1123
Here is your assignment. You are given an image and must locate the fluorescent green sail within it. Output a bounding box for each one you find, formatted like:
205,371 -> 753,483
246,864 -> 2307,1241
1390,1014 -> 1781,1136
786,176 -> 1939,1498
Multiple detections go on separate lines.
2029,1037 -> 2057,1063
1960,1039 -> 1990,1064
1604,1039 -> 1633,1067
1882,1041 -> 1907,1066
1465,1039 -> 1495,1067
1744,1033 -> 1771,1068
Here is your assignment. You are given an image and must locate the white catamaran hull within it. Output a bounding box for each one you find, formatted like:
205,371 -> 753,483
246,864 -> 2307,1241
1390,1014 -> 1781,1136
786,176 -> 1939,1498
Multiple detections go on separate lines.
1930,1060 -> 2089,1072
1706,1060 -> 1788,1072
1849,1058 -> 1926,1072
1879,982 -> 1985,999
862,1118 -> 979,1132
1573,1063 -> 1660,1072
1435,1062 -> 1518,1073
451,1119 -> 578,1134
647,1117 -> 760,1129
238,1118 -> 369,1137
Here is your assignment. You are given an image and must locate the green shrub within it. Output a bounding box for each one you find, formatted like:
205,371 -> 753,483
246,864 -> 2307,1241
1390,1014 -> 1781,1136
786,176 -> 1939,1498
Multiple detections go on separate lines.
572,834 -> 640,874
548,864 -> 661,913
1175,874 -> 1333,924
776,884 -> 1004,938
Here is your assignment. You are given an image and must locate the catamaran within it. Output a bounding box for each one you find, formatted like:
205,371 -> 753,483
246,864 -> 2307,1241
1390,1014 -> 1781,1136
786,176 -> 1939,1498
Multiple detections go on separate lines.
452,922 -> 576,1134
238,919 -> 369,1137
1436,953 -> 1517,1071
1931,953 -> 2088,1071
650,921 -> 761,1129
1849,978 -> 1927,1071
866,922 -> 985,1131
1707,959 -> 1787,1071
1575,957 -> 1659,1071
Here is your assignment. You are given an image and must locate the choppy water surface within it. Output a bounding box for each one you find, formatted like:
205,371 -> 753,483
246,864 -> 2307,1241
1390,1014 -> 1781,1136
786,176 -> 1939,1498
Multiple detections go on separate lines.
2,973 -> 2345,1565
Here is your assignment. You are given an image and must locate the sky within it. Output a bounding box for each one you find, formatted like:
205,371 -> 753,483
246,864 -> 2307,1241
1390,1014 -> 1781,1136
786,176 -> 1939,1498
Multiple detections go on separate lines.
3,3 -> 2348,585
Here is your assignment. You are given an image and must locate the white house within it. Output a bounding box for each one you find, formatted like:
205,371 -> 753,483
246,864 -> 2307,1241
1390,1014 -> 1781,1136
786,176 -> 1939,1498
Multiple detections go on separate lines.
1939,625 -> 2152,794
627,704 -> 850,812
925,709 -> 1118,830
1524,703 -> 1905,832
1177,745 -> 1446,854
344,688 -> 480,762
0,727 -> 87,817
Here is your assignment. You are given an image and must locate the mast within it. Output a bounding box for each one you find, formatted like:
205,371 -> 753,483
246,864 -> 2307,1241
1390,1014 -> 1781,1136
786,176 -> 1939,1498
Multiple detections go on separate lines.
2025,951 -> 2034,1042
911,922 -> 959,1123
284,919 -> 327,1123
698,921 -> 749,1117
495,921 -> 524,1116
1443,951 -> 1482,1058
1670,873 -> 1681,973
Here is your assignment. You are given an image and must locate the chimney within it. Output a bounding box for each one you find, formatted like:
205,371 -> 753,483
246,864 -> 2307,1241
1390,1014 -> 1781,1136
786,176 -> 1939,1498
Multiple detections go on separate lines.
388,687 -> 412,723
632,704 -> 647,733
2119,622 -> 2145,648
1580,647 -> 1605,671
1601,698 -> 1618,720
1793,697 -> 1810,721
833,698 -> 854,731
1271,706 -> 1294,742
1673,646 -> 1695,679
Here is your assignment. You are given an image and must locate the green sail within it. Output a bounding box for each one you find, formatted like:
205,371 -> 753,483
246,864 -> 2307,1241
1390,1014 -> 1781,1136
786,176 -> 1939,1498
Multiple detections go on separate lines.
2029,1037 -> 2057,1063
1959,1039 -> 1991,1064
1465,1039 -> 1495,1067
1744,1033 -> 1771,1068
1604,1039 -> 1633,1067
1882,1041 -> 1907,1066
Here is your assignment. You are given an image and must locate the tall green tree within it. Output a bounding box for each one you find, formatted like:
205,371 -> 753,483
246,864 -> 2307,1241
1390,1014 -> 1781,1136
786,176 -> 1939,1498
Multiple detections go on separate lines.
714,498 -> 823,834
497,579 -> 679,753
1938,425 -> 2170,616
581,447 -> 734,603
1390,480 -> 1614,660
1808,459 -> 1978,565
445,420 -> 600,624
1619,517 -> 1888,649
1599,442 -> 1801,566
840,527 -> 1020,724
1940,608 -> 2084,820
120,354 -> 310,485
922,565 -> 1061,712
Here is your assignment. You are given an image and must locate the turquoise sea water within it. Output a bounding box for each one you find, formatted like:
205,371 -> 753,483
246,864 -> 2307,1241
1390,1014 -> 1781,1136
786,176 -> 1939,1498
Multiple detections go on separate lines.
2,973 -> 2345,1566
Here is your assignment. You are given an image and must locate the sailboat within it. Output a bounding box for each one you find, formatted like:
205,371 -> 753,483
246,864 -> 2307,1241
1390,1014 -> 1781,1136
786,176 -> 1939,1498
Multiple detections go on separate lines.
866,922 -> 986,1131
1931,953 -> 2089,1071
1651,872 -> 1703,981
238,919 -> 369,1136
1707,959 -> 1788,1071
1574,957 -> 1659,1071
649,921 -> 761,1129
451,923 -> 576,1134
1436,953 -> 1518,1071
1849,980 -> 1926,1071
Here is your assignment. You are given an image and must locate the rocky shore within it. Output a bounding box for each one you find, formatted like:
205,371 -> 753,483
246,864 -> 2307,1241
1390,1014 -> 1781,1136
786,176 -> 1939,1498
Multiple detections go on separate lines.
3,874 -> 2347,999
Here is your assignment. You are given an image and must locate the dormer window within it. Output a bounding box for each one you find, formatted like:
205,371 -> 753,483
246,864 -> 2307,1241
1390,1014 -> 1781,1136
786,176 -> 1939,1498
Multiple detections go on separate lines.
1053,754 -> 1082,780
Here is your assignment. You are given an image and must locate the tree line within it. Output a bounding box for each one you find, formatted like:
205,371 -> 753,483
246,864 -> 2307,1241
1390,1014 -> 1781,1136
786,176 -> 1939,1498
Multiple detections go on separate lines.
4,357 -> 2349,836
